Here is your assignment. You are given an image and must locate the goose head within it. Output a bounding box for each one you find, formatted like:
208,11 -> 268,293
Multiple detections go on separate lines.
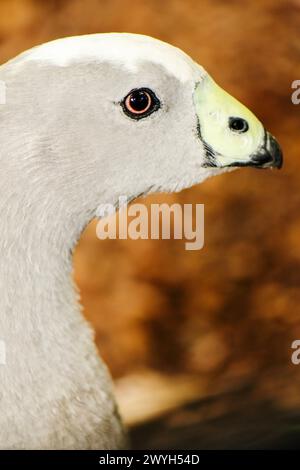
2,33 -> 282,222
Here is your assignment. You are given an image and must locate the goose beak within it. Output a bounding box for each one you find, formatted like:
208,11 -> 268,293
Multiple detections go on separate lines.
194,75 -> 283,171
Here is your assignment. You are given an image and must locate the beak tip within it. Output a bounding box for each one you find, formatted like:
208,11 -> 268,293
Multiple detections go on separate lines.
267,133 -> 283,170
251,132 -> 283,170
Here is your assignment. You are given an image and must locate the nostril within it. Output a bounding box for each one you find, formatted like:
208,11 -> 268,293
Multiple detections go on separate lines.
229,117 -> 249,133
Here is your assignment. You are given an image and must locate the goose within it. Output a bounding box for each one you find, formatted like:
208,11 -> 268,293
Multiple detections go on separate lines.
0,33 -> 282,449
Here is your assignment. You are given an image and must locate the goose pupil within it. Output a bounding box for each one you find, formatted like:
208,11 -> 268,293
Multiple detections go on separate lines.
130,91 -> 149,111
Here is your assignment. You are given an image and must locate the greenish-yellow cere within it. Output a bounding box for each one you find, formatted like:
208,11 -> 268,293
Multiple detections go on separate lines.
194,75 -> 265,162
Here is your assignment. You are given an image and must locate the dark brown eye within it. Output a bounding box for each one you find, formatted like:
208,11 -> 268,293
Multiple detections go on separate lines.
121,88 -> 160,119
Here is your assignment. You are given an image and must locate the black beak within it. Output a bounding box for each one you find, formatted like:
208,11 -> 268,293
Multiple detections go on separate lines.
249,132 -> 283,169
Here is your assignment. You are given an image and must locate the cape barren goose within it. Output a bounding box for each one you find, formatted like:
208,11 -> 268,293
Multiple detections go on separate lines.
0,33 -> 282,449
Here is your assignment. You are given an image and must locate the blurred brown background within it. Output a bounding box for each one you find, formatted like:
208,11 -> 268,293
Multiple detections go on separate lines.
1,0 -> 299,448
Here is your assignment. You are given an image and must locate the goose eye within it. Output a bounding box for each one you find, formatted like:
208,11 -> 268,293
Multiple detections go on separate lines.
229,117 -> 249,133
121,88 -> 160,119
